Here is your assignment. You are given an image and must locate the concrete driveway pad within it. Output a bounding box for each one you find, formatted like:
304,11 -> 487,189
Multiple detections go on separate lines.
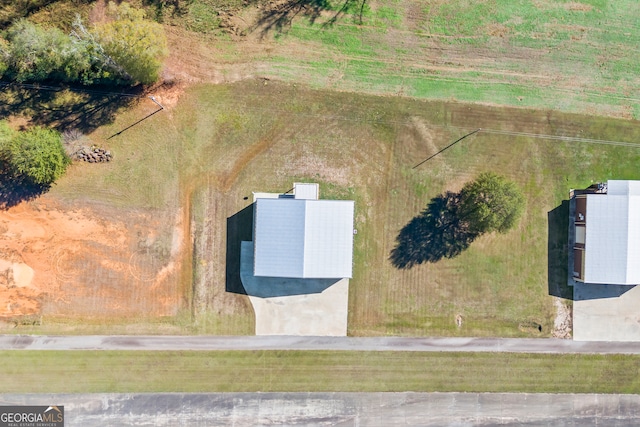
573,283 -> 640,341
240,241 -> 348,336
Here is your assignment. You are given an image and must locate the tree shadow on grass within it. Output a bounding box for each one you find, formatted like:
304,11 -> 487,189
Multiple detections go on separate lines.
250,0 -> 366,38
390,192 -> 478,269
0,83 -> 139,133
142,0 -> 191,19
0,0 -> 61,29
0,162 -> 50,210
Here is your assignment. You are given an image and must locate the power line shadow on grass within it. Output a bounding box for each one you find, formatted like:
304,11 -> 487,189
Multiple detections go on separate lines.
390,192 -> 478,269
107,106 -> 163,140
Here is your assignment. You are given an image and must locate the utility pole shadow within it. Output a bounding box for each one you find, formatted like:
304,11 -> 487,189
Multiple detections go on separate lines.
108,97 -> 164,140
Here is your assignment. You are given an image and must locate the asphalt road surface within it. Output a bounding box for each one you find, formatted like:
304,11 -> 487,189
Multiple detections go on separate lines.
1,392 -> 639,426
3,335 -> 640,353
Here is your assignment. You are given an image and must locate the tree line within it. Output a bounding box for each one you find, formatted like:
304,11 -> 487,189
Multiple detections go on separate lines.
0,2 -> 167,86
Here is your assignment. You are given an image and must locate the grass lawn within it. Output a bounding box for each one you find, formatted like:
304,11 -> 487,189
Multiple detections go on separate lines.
22,80 -> 637,337
166,81 -> 640,337
6,0 -> 640,117
2,350 -> 640,393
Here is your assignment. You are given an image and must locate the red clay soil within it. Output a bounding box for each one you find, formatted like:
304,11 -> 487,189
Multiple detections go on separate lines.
0,198 -> 184,320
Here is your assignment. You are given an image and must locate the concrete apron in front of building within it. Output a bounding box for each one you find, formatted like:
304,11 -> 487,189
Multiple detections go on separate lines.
240,241 -> 349,336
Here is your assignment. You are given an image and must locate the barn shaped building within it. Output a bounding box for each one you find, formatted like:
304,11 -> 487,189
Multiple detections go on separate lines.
252,183 -> 354,279
573,180 -> 640,285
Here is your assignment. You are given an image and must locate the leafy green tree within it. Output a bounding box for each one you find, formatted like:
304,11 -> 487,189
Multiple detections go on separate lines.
4,19 -> 93,83
1,4 -> 167,86
0,38 -> 9,79
8,126 -> 70,185
0,121 -> 15,146
458,172 -> 525,234
0,120 -> 15,168
92,2 -> 168,84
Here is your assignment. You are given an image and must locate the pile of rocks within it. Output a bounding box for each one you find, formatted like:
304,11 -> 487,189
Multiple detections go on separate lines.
73,146 -> 113,163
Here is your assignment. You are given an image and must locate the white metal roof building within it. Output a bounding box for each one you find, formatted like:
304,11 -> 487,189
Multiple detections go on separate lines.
574,180 -> 640,285
252,184 -> 354,279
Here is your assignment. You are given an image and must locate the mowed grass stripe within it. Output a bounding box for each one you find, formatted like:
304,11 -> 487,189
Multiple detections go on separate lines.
2,351 -> 640,393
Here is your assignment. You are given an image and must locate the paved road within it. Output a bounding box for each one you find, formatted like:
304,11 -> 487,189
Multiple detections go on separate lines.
2,392 -> 639,426
3,335 -> 640,353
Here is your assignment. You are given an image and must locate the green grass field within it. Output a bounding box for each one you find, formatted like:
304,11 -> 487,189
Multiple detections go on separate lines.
3,0 -> 640,397
2,350 -> 640,393
219,0 -> 640,118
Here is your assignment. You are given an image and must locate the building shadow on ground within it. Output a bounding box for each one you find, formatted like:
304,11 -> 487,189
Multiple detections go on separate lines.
389,191 -> 478,269
239,242 -> 341,297
225,203 -> 254,295
243,277 -> 339,298
573,283 -> 636,300
226,202 -> 341,298
547,200 -> 572,299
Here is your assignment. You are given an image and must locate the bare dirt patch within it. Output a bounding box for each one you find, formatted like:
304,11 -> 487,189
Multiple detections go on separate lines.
163,27 -> 273,86
552,298 -> 572,339
149,79 -> 187,110
0,198 -> 185,321
487,23 -> 509,38
564,2 -> 593,12
88,0 -> 108,24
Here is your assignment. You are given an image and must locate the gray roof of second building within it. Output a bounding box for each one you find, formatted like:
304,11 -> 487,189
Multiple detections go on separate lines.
253,198 -> 354,279
584,180 -> 640,284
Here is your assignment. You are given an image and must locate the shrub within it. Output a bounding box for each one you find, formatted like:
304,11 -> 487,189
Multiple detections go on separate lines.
8,126 -> 71,185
